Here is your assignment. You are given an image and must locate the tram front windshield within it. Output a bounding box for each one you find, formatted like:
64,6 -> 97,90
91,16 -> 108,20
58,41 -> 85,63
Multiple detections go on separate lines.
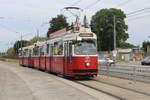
74,41 -> 97,55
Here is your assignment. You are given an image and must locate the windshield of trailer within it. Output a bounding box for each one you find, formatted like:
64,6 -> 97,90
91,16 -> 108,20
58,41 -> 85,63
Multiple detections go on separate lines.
74,40 -> 97,55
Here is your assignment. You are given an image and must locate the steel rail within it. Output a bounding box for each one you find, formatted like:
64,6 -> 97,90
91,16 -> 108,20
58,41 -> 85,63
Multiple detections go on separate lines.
93,79 -> 150,97
74,80 -> 125,100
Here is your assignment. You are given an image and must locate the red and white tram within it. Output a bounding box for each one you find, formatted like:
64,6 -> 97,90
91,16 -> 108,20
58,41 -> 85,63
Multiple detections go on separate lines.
19,25 -> 98,78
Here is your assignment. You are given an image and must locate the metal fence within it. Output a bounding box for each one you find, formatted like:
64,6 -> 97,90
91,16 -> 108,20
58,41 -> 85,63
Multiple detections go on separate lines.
99,64 -> 150,83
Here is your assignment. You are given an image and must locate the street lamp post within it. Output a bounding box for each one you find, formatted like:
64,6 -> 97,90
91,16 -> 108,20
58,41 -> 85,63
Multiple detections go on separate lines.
99,28 -> 103,52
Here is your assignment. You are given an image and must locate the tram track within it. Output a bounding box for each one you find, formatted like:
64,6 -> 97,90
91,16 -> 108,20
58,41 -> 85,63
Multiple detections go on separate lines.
93,79 -> 150,97
74,80 -> 125,100
74,78 -> 150,100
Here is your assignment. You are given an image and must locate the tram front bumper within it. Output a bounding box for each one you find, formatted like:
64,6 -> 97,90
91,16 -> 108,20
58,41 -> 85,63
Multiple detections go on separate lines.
72,69 -> 98,75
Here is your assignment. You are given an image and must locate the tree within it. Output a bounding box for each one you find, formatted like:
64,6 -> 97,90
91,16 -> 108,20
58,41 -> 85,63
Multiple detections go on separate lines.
13,40 -> 29,55
119,42 -> 137,48
142,41 -> 150,53
7,47 -> 15,56
47,14 -> 69,37
91,8 -> 128,51
28,37 -> 48,45
0,52 -> 5,57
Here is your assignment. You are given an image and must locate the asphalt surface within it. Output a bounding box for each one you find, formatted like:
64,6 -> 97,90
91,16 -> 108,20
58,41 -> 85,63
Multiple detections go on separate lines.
0,61 -> 117,100
0,63 -> 34,100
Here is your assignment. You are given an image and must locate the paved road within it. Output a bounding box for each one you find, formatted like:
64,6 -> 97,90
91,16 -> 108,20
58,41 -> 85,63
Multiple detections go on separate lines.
0,61 -> 117,100
0,63 -> 34,100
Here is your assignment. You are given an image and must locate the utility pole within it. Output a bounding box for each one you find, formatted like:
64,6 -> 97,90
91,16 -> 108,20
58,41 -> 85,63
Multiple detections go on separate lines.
113,15 -> 116,51
113,15 -> 117,57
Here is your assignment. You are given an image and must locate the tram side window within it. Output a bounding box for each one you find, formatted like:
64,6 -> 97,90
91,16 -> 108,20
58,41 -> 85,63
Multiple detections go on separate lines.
53,42 -> 58,55
53,42 -> 63,55
46,44 -> 49,55
29,49 -> 32,57
58,44 -> 63,55
40,47 -> 44,56
22,51 -> 25,56
18,50 -> 22,56
40,48 -> 42,56
64,43 -> 67,56
24,49 -> 28,57
33,46 -> 39,56
69,43 -> 72,57
23,51 -> 26,56
32,49 -> 34,56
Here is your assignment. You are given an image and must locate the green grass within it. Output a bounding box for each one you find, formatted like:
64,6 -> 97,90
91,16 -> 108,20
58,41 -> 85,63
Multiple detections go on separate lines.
0,58 -> 18,63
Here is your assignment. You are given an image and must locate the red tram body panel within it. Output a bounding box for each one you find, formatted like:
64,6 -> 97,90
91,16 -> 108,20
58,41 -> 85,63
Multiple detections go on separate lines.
23,57 -> 29,66
71,56 -> 98,76
19,57 -> 23,65
40,56 -> 46,70
51,56 -> 64,74
45,56 -> 51,71
33,57 -> 40,69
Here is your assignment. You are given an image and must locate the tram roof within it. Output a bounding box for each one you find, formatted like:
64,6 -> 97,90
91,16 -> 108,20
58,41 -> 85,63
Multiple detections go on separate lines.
20,26 -> 97,50
20,45 -> 34,50
47,27 -> 97,43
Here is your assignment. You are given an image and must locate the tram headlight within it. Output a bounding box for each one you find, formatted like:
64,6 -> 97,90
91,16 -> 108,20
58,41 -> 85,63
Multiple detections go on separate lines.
86,62 -> 90,67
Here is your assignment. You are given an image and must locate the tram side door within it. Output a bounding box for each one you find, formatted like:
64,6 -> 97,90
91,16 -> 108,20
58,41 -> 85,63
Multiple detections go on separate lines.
64,41 -> 72,74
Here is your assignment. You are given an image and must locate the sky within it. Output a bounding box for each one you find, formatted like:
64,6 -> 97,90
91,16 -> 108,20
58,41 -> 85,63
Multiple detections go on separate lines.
0,0 -> 150,52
